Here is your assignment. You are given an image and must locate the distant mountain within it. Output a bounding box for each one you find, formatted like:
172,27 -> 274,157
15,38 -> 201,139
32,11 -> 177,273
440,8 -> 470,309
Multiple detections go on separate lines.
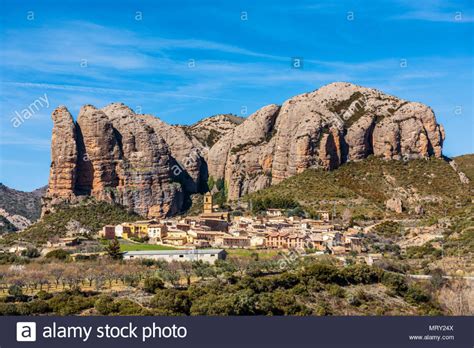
0,183 -> 46,232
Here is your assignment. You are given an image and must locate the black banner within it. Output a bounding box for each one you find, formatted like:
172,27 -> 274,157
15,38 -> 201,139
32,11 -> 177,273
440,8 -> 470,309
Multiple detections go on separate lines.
1,316 -> 472,348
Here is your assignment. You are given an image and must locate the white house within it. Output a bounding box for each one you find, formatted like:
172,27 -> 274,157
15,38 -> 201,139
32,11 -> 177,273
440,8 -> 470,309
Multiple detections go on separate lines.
122,249 -> 226,264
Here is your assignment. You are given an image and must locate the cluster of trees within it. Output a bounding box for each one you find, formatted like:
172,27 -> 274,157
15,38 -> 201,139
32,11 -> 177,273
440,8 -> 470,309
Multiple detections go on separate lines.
250,196 -> 299,214
0,255 -> 449,316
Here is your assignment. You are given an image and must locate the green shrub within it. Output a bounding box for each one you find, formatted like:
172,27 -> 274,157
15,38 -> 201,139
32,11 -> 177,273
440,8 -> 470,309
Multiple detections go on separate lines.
94,295 -> 120,315
150,289 -> 191,315
45,249 -> 70,260
404,284 -> 431,305
327,284 -> 346,298
21,247 -> 40,258
143,277 -> 165,294
381,272 -> 408,295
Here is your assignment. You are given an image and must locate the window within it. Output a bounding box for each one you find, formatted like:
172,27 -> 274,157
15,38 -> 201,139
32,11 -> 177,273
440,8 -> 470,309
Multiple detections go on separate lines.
179,255 -> 184,258
211,254 -> 215,257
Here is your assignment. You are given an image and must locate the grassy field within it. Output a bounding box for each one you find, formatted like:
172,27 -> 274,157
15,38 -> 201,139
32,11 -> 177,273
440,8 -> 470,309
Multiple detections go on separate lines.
119,242 -> 178,252
226,248 -> 280,260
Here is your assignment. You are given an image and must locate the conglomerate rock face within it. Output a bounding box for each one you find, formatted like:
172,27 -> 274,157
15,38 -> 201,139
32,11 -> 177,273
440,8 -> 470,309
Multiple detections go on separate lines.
44,82 -> 445,214
45,106 -> 78,201
208,82 -> 444,200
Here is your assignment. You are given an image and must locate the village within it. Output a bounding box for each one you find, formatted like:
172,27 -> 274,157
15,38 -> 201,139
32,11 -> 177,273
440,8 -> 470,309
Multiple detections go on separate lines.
4,191 -> 453,270
90,192 -> 372,264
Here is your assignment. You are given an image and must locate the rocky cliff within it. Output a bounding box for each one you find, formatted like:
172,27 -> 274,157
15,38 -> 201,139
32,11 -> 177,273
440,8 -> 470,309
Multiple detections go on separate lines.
208,82 -> 445,200
44,82 -> 445,215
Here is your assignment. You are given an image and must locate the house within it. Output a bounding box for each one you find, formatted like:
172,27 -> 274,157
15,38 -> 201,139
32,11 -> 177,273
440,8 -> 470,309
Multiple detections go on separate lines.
266,208 -> 283,217
315,211 -> 331,221
162,229 -> 188,246
330,245 -> 346,255
365,253 -> 383,266
115,224 -> 131,238
345,236 -> 363,253
214,236 -> 250,248
122,249 -> 226,264
250,235 -> 266,248
187,230 -> 226,243
100,225 -> 116,240
265,231 -> 306,250
130,220 -> 156,237
309,234 -> 325,251
46,237 -> 81,248
147,224 -> 168,240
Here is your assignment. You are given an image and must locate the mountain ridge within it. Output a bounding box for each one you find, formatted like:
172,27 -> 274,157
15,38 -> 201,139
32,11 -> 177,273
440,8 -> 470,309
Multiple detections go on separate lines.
42,82 -> 445,217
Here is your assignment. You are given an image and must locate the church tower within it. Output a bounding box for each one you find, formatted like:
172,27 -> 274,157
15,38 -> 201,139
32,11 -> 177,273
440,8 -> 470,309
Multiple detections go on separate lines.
203,192 -> 213,214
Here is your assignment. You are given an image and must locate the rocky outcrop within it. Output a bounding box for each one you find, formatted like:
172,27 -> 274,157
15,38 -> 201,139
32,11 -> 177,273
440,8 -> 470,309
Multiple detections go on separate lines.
44,104 -> 184,218
0,208 -> 32,231
137,114 -> 206,193
385,197 -> 403,213
44,82 -> 445,214
46,107 -> 78,200
208,82 -> 445,200
185,114 -> 244,148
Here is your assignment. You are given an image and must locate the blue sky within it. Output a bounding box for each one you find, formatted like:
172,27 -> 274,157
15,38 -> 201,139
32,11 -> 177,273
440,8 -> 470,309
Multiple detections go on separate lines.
0,0 -> 473,191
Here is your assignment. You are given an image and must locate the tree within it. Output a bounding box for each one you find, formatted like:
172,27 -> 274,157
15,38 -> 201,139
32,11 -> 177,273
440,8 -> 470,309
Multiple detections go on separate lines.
106,237 -> 122,260
48,264 -> 65,289
45,249 -> 70,260
429,268 -> 446,290
8,284 -> 23,297
21,247 -> 40,258
143,277 -> 165,294
179,262 -> 194,286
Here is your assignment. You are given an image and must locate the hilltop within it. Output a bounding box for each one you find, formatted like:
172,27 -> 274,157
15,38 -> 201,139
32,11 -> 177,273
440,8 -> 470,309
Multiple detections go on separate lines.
246,156 -> 472,219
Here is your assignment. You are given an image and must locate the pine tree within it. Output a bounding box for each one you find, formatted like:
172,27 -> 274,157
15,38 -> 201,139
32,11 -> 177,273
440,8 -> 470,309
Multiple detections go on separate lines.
106,237 -> 122,260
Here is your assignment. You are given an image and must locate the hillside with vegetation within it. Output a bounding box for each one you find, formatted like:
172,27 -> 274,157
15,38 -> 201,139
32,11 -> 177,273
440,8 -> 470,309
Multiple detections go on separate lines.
246,157 -> 472,220
0,257 -> 448,316
0,199 -> 142,245
454,154 -> 474,181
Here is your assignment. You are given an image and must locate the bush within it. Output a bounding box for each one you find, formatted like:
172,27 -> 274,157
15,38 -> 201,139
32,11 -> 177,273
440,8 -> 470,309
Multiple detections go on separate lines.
94,295 -> 120,315
372,221 -> 402,237
150,289 -> 191,315
27,300 -> 51,314
36,290 -> 53,300
404,284 -> 431,305
45,249 -> 70,260
0,252 -> 28,265
301,263 -> 345,285
116,299 -> 149,315
143,277 -> 165,294
381,272 -> 408,295
21,247 -> 40,258
406,243 -> 442,259
342,265 -> 382,285
327,284 -> 346,298
48,291 -> 96,315
8,284 -> 23,297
